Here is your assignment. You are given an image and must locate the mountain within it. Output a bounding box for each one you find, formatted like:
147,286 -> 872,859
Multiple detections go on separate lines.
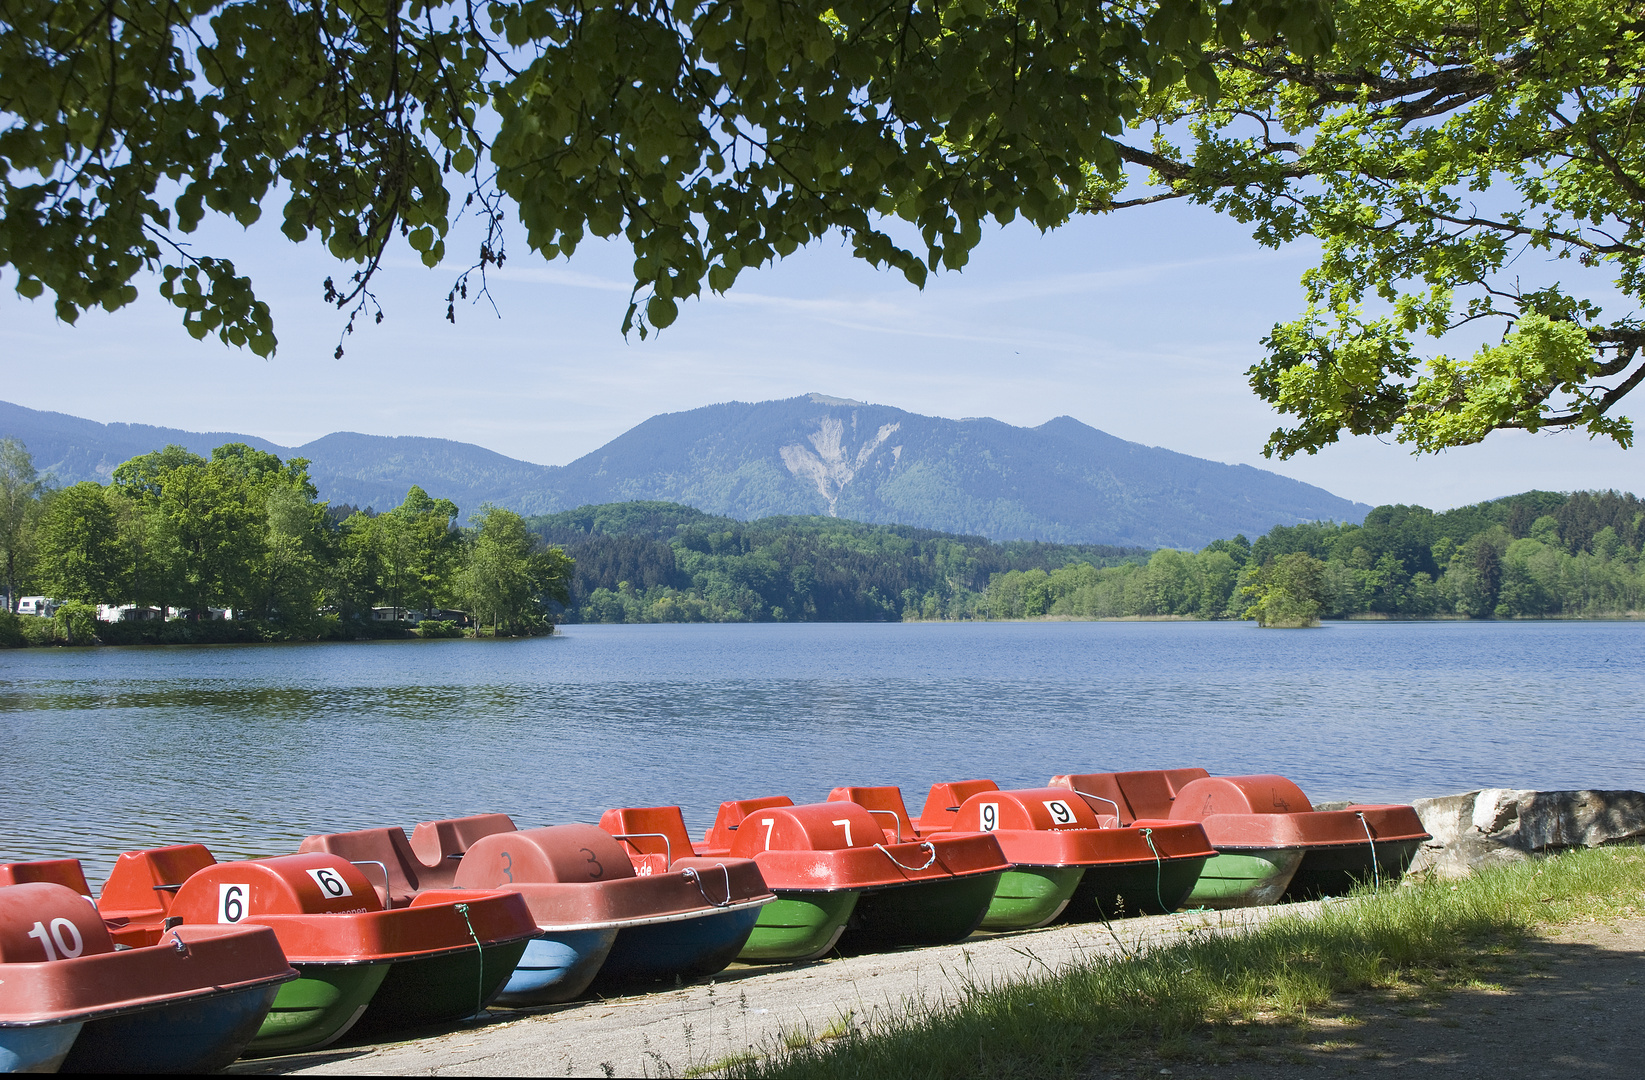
543,396 -> 1370,547
0,396 -> 1370,547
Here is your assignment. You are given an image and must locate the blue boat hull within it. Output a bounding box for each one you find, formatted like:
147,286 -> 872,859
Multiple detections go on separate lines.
60,984 -> 280,1074
494,928 -> 619,1006
0,1023 -> 82,1074
592,906 -> 763,989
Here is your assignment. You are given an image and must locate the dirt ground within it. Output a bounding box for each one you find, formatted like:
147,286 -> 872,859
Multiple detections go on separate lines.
1086,916 -> 1645,1080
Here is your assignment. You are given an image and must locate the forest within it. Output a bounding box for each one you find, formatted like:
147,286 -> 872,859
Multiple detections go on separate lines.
533,492 -> 1645,625
0,439 -> 571,645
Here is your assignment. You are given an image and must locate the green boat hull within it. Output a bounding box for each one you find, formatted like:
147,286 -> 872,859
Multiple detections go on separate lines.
350,940 -> 530,1037
1186,849 -> 1304,909
1282,839 -> 1425,901
245,962 -> 390,1054
839,872 -> 1002,953
981,866 -> 1085,930
1060,856 -> 1207,921
739,890 -> 860,962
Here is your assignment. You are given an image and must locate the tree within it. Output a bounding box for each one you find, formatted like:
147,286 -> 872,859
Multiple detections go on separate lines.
370,487 -> 461,617
1091,0 -> 1645,455
1241,551 -> 1327,627
458,506 -> 572,634
36,482 -> 126,603
0,438 -> 44,610
3,0 -> 1333,354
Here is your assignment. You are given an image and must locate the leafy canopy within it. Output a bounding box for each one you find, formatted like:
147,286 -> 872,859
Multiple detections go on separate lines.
1090,0 -> 1645,455
1,0 -> 1332,353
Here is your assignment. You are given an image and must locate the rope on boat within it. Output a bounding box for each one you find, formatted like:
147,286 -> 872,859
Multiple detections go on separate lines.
1355,811 -> 1381,891
1141,827 -> 1167,914
454,902 -> 486,1021
876,841 -> 937,872
682,864 -> 733,907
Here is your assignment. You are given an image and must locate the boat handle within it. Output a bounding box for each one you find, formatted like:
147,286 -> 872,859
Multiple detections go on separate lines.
862,808 -> 903,843
350,860 -> 391,896
1074,790 -> 1122,828
876,841 -> 937,872
681,863 -> 733,907
151,883 -> 185,892
610,832 -> 672,869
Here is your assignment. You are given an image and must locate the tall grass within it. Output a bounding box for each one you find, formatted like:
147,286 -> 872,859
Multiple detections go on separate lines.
725,848 -> 1645,1080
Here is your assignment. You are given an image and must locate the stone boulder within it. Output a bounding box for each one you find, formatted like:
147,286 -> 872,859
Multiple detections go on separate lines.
1406,788 -> 1645,879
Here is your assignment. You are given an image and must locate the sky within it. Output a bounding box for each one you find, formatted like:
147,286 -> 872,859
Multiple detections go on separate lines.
3,193 -> 1640,513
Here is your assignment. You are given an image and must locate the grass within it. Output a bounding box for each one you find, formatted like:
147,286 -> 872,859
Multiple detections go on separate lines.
720,847 -> 1645,1080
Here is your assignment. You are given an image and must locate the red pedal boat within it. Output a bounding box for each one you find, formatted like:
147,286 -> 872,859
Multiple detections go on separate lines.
0,877 -> 294,1073
304,814 -> 772,1002
1050,770 -> 1431,904
828,783 -> 1215,925
613,796 -> 1008,959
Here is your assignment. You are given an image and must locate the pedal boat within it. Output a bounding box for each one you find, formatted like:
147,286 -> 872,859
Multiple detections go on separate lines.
307,814 -> 772,1003
1050,770 -> 1430,905
679,797 -> 1009,959
449,820 -> 773,999
831,783 -> 1215,927
0,878 -> 295,1073
91,844 -> 537,1050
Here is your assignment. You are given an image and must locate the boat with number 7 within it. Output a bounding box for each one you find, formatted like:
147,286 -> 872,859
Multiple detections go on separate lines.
603,797 -> 1009,960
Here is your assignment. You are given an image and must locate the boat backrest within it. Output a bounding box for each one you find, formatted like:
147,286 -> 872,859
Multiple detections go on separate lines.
1048,769 -> 1209,823
0,882 -> 115,961
916,780 -> 1001,833
727,802 -> 883,858
826,786 -> 916,841
298,827 -> 423,907
703,796 -> 794,853
0,859 -> 93,899
1171,775 -> 1314,818
598,806 -> 698,869
97,844 -> 217,924
459,824 -> 638,886
409,814 -> 518,870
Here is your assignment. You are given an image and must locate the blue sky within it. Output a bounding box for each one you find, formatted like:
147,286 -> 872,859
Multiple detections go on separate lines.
3,194 -> 1639,512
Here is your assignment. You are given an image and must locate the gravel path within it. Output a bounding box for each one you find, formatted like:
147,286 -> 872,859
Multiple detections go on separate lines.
229,904 -> 1314,1077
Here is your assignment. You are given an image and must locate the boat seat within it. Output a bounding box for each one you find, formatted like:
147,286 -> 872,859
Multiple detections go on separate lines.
1172,775 -> 1315,817
409,814 -> 518,870
598,806 -> 699,871
702,796 -> 794,853
826,787 -> 918,841
298,828 -> 425,907
1050,770 -> 1210,823
915,780 -> 1001,834
0,859 -> 94,898
97,844 -> 217,926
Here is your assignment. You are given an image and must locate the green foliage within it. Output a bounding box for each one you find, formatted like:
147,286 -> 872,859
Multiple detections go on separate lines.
531,503 -> 1148,623
36,483 -> 126,602
1241,551 -> 1327,627
459,506 -> 573,635
0,611 -> 23,648
52,600 -> 100,644
416,619 -> 463,639
0,437 -> 44,611
1094,0 -> 1645,454
1,0 -> 1334,350
730,848 -> 1645,1080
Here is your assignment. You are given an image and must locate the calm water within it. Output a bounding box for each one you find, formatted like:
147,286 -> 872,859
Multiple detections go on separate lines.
2,620 -> 1641,883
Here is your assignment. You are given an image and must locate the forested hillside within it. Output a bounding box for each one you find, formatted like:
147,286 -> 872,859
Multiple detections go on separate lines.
528,503 -> 1147,622
535,492 -> 1644,624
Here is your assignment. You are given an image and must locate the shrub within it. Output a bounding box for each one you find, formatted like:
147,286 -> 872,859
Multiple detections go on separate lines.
417,619 -> 463,638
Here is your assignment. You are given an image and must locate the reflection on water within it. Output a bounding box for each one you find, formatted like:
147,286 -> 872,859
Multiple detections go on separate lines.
2,620 -> 1641,885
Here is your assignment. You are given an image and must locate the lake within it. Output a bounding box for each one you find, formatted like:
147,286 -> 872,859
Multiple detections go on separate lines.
2,619 -> 1641,883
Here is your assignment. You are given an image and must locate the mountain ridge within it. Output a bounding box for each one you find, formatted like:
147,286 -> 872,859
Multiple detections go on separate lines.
0,396 -> 1371,548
